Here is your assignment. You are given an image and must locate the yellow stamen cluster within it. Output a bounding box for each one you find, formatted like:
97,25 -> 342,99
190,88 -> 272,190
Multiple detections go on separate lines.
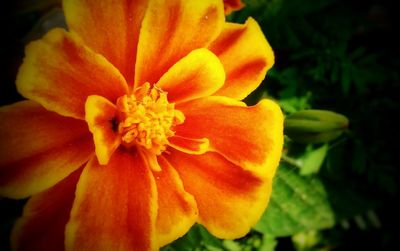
116,83 -> 184,155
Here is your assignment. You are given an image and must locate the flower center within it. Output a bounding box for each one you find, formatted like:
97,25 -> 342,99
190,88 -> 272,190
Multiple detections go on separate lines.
116,83 -> 184,155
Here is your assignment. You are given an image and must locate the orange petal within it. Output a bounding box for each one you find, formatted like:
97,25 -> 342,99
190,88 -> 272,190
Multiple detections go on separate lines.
168,135 -> 209,155
139,148 -> 161,172
156,48 -> 225,103
16,28 -> 129,119
85,95 -> 120,165
65,149 -> 158,251
63,0 -> 148,85
166,150 -> 271,239
0,101 -> 94,199
223,0 -> 244,15
208,18 -> 274,100
11,168 -> 82,251
176,96 -> 283,178
135,0 -> 225,87
155,156 -> 198,247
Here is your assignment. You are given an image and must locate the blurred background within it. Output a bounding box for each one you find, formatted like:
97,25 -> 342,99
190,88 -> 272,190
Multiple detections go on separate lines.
1,0 -> 399,250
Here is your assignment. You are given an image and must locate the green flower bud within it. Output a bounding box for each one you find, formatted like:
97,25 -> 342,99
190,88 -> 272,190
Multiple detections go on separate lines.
284,109 -> 349,143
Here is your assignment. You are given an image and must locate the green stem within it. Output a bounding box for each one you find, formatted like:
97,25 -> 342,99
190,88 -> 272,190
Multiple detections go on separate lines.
281,154 -> 302,168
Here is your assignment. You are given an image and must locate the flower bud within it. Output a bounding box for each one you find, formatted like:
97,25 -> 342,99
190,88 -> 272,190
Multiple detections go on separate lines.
284,109 -> 349,143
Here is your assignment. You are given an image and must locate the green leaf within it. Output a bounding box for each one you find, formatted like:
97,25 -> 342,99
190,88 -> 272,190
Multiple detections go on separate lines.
254,164 -> 335,236
161,224 -> 223,251
300,144 -> 329,175
292,230 -> 322,251
278,92 -> 312,114
259,235 -> 277,251
222,240 -> 242,251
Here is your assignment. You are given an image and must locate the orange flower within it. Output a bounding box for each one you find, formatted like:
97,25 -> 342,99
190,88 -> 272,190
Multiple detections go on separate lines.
224,0 -> 245,15
0,0 -> 283,250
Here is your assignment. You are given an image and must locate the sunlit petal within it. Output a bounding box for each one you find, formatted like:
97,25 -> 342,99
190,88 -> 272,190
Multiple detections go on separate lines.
209,18 -> 274,100
166,150 -> 271,239
85,95 -> 120,165
176,96 -> 283,178
157,48 -> 225,103
0,101 -> 93,199
155,156 -> 198,247
135,0 -> 224,86
63,0 -> 148,85
16,28 -> 128,119
65,149 -> 157,251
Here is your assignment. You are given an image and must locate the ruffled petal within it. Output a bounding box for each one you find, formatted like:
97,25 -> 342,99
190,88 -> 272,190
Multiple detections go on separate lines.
156,48 -> 225,103
155,156 -> 198,247
223,0 -> 244,15
11,168 -> 82,251
65,149 -> 157,251
63,0 -> 148,85
16,28 -> 129,119
135,0 -> 225,86
208,18 -> 274,100
166,150 -> 271,239
0,101 -> 94,199
176,96 -> 283,178
85,95 -> 120,165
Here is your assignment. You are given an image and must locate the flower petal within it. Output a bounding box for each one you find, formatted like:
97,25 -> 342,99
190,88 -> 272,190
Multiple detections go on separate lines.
223,0 -> 244,15
65,149 -> 157,251
208,18 -> 274,100
155,156 -> 198,247
135,0 -> 225,86
166,150 -> 271,239
176,96 -> 283,178
63,0 -> 148,85
11,168 -> 82,251
16,28 -> 129,119
156,48 -> 225,103
168,136 -> 209,155
85,95 -> 120,165
0,101 -> 94,199
139,148 -> 161,172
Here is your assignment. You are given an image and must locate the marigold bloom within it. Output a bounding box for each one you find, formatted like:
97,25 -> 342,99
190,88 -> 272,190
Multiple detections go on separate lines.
0,0 -> 283,250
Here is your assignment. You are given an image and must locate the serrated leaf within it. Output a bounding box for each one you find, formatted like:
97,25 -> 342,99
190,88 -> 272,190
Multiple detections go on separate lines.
254,164 -> 335,236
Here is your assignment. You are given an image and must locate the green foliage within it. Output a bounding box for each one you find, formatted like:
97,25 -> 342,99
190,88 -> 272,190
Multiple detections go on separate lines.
291,231 -> 322,251
299,144 -> 328,175
162,225 -> 277,251
254,164 -> 335,236
161,225 -> 223,251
